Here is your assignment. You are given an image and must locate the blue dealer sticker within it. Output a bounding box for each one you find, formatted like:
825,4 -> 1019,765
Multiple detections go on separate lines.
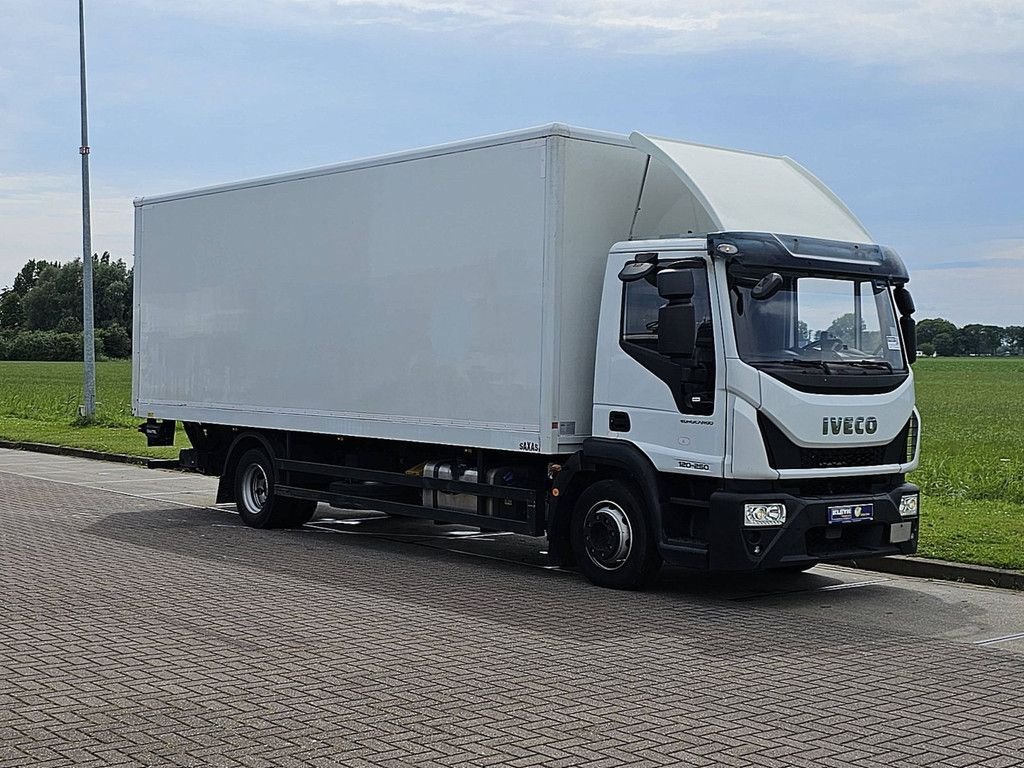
828,503 -> 875,524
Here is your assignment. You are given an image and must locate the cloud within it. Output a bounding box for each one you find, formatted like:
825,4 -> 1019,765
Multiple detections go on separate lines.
909,239 -> 1024,326
0,174 -> 134,287
918,238 -> 1024,271
140,0 -> 1024,84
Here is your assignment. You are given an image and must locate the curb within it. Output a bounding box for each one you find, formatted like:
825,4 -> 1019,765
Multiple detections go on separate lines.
0,440 -> 179,470
842,555 -> 1024,591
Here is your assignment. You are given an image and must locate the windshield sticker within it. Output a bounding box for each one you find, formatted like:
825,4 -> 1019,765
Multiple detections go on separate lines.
887,335 -> 901,350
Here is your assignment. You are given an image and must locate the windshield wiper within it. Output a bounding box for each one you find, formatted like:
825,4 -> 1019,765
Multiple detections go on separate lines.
766,359 -> 833,375
840,360 -> 894,373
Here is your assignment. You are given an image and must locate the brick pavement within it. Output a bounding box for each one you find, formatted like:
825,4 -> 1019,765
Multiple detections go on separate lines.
1,468 -> 1022,767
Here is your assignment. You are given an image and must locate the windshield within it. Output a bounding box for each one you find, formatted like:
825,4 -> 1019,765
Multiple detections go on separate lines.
729,270 -> 906,372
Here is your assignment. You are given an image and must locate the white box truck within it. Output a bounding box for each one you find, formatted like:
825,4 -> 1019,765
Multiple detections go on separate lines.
134,124 -> 921,589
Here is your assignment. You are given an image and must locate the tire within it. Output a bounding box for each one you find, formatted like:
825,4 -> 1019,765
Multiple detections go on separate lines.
234,447 -> 317,528
570,479 -> 661,590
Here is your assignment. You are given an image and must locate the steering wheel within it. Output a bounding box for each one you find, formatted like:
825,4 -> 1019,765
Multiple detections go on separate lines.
801,337 -> 843,353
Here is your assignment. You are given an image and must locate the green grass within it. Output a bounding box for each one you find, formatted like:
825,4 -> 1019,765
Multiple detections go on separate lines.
0,361 -> 182,459
1,358 -> 1022,569
910,357 -> 1024,569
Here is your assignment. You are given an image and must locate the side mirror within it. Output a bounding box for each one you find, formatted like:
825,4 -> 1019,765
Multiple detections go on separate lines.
618,252 -> 659,283
619,261 -> 657,283
893,285 -> 915,316
751,272 -> 784,300
658,304 -> 695,357
657,270 -> 694,300
900,315 -> 917,365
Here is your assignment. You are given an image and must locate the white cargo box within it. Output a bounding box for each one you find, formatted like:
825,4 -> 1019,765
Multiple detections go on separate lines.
134,126 -> 661,454
134,124 -> 868,454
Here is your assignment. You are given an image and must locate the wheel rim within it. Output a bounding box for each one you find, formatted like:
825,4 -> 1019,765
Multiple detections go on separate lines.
240,462 -> 269,514
583,500 -> 633,571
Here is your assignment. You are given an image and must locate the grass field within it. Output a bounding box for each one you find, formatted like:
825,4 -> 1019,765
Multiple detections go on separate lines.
0,358 -> 1022,568
909,357 -> 1024,569
0,361 -> 183,460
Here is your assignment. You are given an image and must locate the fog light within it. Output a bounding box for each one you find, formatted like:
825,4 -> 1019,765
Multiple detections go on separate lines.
744,502 -> 786,527
899,494 -> 919,518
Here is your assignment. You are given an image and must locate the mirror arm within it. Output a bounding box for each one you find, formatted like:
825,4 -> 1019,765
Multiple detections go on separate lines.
900,314 -> 917,365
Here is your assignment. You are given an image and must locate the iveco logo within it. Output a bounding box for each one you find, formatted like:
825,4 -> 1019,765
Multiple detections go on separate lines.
822,416 -> 878,436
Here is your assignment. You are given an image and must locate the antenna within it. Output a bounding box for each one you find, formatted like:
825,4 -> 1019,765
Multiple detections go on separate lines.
627,155 -> 651,241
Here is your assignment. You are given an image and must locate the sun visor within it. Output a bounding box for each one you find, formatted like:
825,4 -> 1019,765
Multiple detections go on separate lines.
629,132 -> 872,244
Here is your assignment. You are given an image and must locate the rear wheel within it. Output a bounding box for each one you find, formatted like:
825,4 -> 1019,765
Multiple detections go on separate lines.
570,479 -> 661,590
234,447 -> 317,528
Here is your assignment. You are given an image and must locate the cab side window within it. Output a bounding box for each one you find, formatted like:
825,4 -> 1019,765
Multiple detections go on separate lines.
620,263 -> 715,414
622,281 -> 666,346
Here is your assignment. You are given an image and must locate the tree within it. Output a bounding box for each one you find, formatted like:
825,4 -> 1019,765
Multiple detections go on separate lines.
3,253 -> 134,333
932,332 -> 961,356
20,265 -> 65,330
0,254 -> 135,359
1005,326 -> 1024,355
826,313 -> 864,342
916,318 -> 958,345
960,324 -> 1003,356
11,260 -> 48,296
0,290 -> 23,328
93,253 -> 132,329
101,323 -> 131,358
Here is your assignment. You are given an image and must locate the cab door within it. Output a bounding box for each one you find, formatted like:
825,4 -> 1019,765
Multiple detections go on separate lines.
593,255 -> 726,476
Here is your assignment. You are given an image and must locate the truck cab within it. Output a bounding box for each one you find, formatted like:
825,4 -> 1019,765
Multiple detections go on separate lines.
580,231 -> 919,578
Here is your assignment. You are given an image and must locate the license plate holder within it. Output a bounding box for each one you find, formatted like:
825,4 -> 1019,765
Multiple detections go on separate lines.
827,502 -> 874,524
890,522 -> 913,543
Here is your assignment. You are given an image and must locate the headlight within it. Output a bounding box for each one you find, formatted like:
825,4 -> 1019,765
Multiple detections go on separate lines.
744,502 -> 786,527
898,494 -> 919,518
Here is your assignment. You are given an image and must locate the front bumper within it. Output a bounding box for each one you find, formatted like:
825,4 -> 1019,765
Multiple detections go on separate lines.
659,481 -> 919,571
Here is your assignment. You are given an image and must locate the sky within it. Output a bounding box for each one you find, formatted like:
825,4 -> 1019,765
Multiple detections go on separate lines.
0,0 -> 1021,326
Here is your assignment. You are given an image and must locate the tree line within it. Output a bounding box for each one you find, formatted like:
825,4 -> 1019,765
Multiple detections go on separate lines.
0,255 -> 132,361
817,315 -> 1024,357
916,318 -> 1024,357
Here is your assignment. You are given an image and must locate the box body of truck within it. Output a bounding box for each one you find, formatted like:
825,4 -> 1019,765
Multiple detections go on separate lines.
134,124 -> 921,589
134,127 -> 670,454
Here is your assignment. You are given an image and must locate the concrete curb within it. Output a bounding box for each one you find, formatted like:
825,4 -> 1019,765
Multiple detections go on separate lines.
842,555 -> 1024,591
0,440 -> 179,470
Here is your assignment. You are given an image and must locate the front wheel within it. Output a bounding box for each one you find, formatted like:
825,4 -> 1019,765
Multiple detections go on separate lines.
570,480 -> 661,590
234,447 -> 317,528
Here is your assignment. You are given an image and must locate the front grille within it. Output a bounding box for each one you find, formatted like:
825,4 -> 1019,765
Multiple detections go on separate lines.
758,414 -> 912,470
800,446 -> 887,469
790,475 -> 895,496
906,412 -> 919,462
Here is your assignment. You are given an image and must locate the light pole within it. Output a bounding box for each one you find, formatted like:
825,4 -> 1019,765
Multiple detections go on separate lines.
79,0 -> 97,418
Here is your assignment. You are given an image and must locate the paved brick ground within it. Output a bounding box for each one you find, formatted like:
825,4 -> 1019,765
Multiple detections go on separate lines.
1,467 -> 1023,767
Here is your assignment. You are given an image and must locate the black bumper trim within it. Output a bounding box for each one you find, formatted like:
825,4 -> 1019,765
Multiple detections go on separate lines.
658,481 -> 919,571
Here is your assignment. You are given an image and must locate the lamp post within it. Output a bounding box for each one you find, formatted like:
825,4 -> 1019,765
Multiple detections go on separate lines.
79,0 -> 96,418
